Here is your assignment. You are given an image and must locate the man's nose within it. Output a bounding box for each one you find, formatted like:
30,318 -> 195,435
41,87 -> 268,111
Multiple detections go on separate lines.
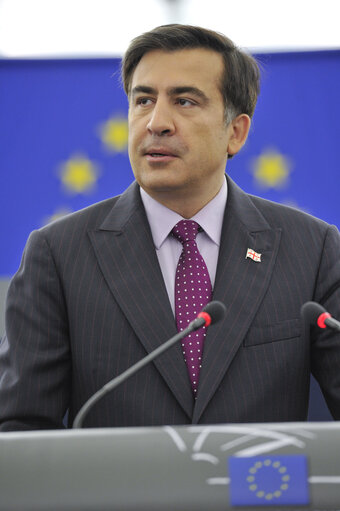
146,100 -> 175,136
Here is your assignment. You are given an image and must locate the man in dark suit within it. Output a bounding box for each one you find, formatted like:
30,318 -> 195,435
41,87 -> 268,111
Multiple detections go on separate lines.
1,25 -> 340,431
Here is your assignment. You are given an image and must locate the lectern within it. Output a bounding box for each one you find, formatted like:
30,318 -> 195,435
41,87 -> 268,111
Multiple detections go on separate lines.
1,422 -> 340,510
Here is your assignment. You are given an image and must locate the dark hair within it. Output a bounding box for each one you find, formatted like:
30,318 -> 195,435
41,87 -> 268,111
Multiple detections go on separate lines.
121,24 -> 260,123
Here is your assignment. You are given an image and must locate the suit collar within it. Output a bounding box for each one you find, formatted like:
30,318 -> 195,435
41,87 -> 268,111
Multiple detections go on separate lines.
99,180 -> 141,232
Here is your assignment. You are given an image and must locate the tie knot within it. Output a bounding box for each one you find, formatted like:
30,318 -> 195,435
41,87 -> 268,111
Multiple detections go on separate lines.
172,220 -> 200,244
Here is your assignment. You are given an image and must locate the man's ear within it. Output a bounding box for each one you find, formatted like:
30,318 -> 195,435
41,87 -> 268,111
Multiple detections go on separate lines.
227,114 -> 251,156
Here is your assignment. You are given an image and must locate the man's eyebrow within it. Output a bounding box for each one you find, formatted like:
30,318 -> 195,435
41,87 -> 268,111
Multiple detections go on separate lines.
130,85 -> 209,103
168,86 -> 209,103
130,85 -> 156,97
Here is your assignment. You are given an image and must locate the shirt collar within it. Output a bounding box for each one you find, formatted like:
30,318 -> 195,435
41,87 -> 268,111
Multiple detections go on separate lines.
140,177 -> 228,249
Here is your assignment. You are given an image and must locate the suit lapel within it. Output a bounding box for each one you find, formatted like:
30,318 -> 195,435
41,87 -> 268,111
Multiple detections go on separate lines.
193,177 -> 282,423
88,182 -> 194,419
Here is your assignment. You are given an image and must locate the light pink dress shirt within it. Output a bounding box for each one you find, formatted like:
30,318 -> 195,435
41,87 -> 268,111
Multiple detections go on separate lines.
140,178 -> 228,315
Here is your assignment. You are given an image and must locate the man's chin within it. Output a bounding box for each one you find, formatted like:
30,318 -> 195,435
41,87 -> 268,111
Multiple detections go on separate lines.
142,182 -> 186,194
138,177 -> 192,199
136,168 -> 186,190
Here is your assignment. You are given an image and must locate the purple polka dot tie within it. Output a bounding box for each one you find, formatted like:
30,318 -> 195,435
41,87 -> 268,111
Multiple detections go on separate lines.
172,220 -> 212,397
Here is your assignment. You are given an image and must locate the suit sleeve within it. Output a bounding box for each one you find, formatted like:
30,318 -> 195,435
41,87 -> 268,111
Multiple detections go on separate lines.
0,229 -> 71,430
311,224 -> 340,419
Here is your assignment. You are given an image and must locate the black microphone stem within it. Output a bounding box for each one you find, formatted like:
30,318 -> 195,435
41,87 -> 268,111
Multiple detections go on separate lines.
324,317 -> 340,332
73,317 -> 205,429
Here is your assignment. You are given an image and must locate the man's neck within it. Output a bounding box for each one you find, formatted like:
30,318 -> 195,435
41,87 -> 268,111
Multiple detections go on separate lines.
141,179 -> 225,219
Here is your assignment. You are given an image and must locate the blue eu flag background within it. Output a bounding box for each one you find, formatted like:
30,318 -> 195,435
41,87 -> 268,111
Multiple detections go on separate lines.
229,454 -> 309,506
0,50 -> 339,278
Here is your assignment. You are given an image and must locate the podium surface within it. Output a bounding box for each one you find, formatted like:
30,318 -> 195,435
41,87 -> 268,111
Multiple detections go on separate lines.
1,422 -> 340,510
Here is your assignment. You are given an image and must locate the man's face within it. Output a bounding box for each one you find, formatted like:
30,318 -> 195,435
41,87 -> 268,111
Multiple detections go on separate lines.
128,48 -> 235,207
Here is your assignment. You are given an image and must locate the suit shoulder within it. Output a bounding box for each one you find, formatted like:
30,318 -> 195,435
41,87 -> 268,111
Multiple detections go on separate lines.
38,195 -> 121,237
249,193 -> 334,233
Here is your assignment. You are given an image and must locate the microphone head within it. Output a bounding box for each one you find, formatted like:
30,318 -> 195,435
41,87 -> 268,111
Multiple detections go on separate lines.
202,300 -> 226,325
301,301 -> 326,325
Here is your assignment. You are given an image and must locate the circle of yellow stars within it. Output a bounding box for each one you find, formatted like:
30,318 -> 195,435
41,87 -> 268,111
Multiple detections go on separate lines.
46,115 -> 129,225
247,458 -> 290,501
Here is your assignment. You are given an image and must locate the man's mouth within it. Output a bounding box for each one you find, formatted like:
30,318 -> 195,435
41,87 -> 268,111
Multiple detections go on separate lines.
144,149 -> 177,162
145,150 -> 176,156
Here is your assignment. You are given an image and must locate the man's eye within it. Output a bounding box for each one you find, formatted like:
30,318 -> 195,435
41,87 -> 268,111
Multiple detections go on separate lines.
136,97 -> 153,106
177,98 -> 194,107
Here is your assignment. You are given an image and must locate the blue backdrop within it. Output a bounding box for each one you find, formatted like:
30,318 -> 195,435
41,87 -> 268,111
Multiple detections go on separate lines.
0,51 -> 339,277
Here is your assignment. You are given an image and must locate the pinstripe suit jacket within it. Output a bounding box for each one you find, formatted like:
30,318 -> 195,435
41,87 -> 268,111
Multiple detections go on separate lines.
1,176 -> 340,430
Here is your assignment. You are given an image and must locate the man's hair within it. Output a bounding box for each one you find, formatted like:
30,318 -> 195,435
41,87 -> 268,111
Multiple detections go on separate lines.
121,24 -> 260,124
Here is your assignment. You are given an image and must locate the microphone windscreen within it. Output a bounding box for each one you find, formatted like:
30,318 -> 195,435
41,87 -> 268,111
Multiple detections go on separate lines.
202,300 -> 226,325
301,301 -> 326,325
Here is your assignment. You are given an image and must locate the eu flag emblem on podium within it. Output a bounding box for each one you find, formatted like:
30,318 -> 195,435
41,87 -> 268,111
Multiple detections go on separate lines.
229,455 -> 309,506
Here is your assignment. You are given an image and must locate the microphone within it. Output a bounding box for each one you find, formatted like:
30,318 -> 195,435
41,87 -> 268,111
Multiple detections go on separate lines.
73,300 -> 226,428
190,300 -> 226,330
301,301 -> 340,332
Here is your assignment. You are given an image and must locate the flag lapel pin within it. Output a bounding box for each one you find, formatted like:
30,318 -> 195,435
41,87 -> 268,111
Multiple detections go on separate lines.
246,248 -> 262,262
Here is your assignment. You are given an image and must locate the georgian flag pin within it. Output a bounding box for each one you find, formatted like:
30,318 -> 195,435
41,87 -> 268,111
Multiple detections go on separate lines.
246,248 -> 262,262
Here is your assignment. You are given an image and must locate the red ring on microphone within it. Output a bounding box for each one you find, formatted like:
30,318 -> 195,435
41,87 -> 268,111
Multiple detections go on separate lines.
317,312 -> 331,329
197,311 -> 211,327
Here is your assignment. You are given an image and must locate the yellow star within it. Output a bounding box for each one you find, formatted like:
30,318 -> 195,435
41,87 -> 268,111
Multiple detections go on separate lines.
59,154 -> 98,194
251,149 -> 292,189
99,116 -> 128,152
